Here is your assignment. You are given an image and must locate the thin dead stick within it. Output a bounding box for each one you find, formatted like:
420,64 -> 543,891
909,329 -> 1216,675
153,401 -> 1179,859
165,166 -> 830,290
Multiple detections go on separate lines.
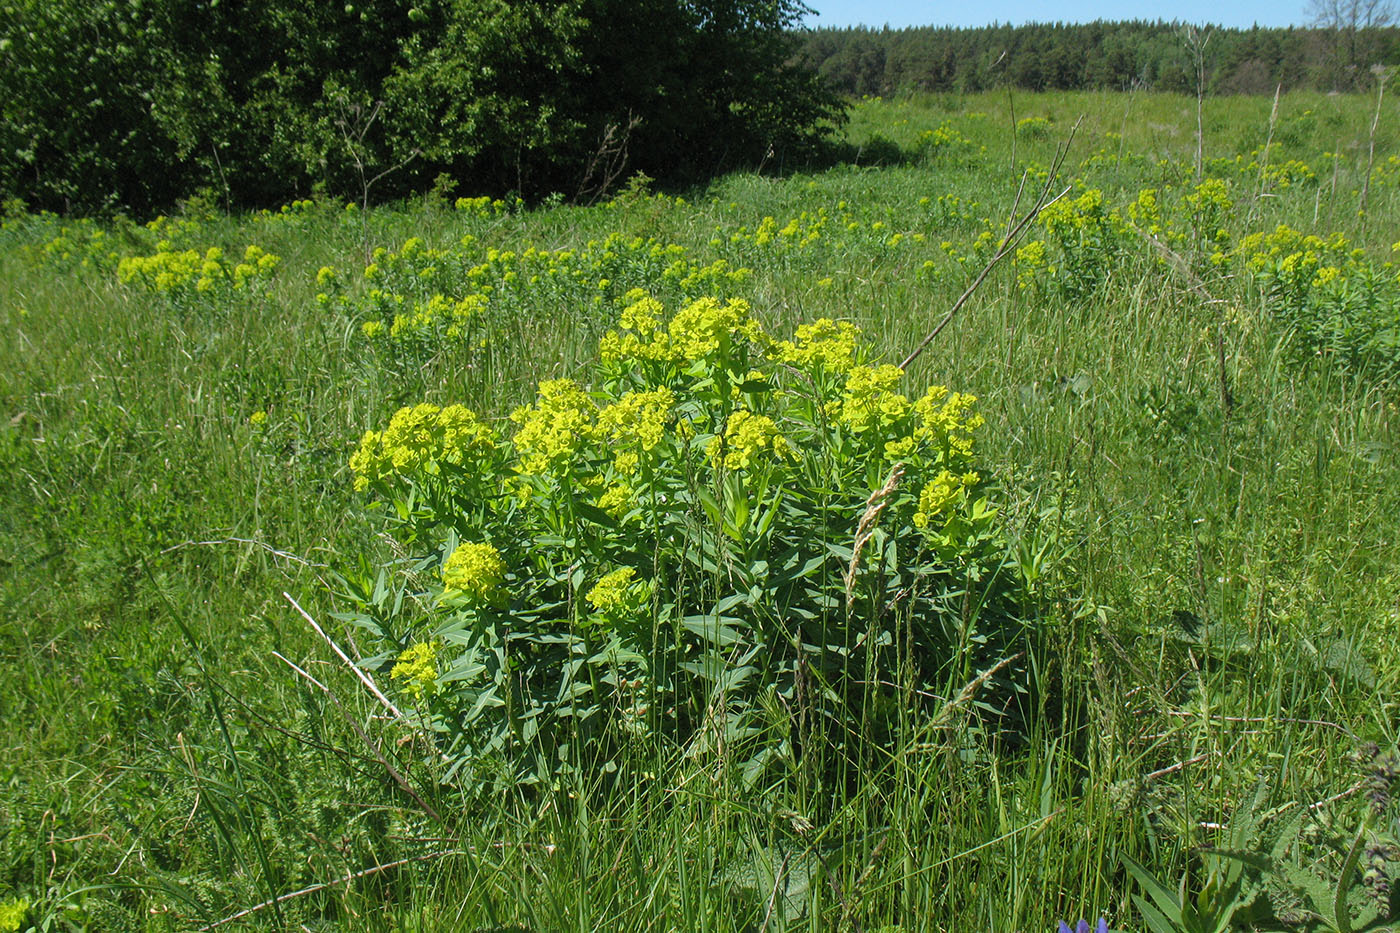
900,117 -> 1082,372
756,848 -> 796,933
1282,779 -> 1368,816
284,592 -> 409,725
864,808 -> 1062,897
1248,85 -> 1282,227
273,651 -> 444,825
898,187 -> 1068,371
1128,222 -> 1236,416
199,849 -> 467,931
1144,752 -> 1215,781
1200,780 -> 1370,832
160,537 -> 329,568
1360,65 -> 1390,219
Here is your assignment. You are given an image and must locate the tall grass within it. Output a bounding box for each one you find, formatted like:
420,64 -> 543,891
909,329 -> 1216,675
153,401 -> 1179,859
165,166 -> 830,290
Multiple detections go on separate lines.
2,89 -> 1399,930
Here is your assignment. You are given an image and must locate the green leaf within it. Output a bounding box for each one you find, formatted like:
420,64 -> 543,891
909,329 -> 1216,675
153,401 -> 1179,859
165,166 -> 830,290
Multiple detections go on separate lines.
681,615 -> 745,646
697,487 -> 723,527
1133,893 -> 1183,933
1333,824 -> 1367,933
1123,854 -> 1185,926
572,500 -> 618,528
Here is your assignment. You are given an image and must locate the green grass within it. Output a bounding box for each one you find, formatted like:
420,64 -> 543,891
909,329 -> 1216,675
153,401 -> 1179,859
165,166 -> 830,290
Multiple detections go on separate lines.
3,89 -> 1400,931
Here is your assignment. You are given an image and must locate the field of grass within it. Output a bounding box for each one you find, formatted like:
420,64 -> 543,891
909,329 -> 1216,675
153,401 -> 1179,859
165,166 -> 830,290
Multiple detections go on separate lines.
3,88 -> 1400,931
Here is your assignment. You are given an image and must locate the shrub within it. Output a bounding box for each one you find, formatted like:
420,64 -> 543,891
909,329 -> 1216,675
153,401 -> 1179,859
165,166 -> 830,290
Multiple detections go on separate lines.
345,294 -> 1031,787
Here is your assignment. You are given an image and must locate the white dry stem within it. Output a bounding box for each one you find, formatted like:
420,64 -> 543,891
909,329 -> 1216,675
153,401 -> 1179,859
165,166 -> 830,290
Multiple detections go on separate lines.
283,591 -> 409,725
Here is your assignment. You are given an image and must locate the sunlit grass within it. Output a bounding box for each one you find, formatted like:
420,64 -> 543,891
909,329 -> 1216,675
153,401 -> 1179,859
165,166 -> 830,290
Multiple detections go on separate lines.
2,89 -> 1399,930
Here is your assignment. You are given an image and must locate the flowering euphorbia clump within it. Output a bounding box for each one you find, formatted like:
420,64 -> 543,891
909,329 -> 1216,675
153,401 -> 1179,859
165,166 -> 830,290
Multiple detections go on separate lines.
347,293 -> 1027,784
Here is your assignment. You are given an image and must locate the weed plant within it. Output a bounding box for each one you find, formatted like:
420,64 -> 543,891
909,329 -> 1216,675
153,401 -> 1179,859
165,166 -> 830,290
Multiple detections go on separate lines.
2,90 -> 1400,931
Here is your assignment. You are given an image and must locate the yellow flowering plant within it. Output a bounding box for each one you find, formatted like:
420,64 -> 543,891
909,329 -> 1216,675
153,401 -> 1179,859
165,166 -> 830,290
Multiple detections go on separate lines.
342,232 -> 754,371
344,293 -> 1028,787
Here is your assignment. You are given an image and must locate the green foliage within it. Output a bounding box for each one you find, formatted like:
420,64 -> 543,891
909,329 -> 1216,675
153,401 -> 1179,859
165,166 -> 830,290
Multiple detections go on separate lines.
1233,225 -> 1400,381
1127,767 -> 1400,933
0,0 -> 844,214
6,88 -> 1400,931
347,295 -> 1029,785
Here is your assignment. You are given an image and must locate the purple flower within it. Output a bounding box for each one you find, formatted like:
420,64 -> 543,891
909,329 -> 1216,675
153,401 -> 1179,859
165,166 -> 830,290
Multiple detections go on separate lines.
1057,920 -> 1108,933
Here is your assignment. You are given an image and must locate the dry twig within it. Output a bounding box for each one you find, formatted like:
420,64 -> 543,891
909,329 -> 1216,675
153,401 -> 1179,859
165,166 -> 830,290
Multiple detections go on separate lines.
899,116 -> 1082,372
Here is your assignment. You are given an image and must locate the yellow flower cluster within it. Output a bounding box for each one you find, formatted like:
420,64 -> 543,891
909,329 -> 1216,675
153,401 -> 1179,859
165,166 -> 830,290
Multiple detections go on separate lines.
1263,159 -> 1316,189
1236,224 -> 1354,273
707,409 -> 790,470
390,642 -> 438,700
596,482 -> 634,517
117,243 -> 280,294
917,120 -> 974,154
1184,179 -> 1234,246
349,403 -> 495,490
837,364 -> 910,434
454,195 -> 509,217
719,210 -> 828,253
773,318 -> 859,373
510,379 -> 598,475
31,218 -> 122,270
352,232 -> 756,356
1016,116 -> 1052,139
594,387 -> 675,474
915,386 -> 983,461
441,541 -> 506,603
1039,188 -> 1108,238
600,295 -> 765,363
913,469 -> 981,529
1127,188 -> 1164,237
1015,239 -> 1051,288
586,566 -> 642,614
377,293 -> 487,342
0,897 -> 28,933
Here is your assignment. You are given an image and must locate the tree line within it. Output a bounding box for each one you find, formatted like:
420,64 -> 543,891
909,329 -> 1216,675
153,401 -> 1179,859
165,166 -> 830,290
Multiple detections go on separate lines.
797,20 -> 1400,97
0,0 -> 843,215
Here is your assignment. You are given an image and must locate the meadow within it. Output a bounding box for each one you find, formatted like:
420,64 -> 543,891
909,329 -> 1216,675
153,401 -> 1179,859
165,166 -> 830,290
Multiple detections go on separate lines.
2,88 -> 1400,931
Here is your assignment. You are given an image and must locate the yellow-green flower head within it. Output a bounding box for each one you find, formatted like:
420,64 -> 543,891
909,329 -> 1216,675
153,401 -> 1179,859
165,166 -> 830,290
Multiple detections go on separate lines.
596,482 -> 634,518
594,387 -> 674,472
666,296 -> 765,362
349,403 -> 495,490
390,642 -> 438,701
586,566 -> 648,620
442,541 -> 506,603
838,364 -> 910,433
1015,239 -> 1049,289
510,379 -> 596,475
707,409 -> 790,471
914,386 -> 983,461
0,897 -> 28,933
774,318 -> 860,373
602,296 -> 762,364
912,469 -> 979,529
316,265 -> 337,287
618,294 -> 663,334
1186,177 -> 1234,215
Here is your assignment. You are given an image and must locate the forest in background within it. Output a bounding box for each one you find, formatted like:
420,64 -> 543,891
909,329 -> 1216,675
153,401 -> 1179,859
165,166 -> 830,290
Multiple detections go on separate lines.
797,21 -> 1400,96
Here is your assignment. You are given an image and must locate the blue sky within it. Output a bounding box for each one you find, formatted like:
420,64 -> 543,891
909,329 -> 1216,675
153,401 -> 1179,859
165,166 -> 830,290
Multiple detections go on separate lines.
801,0 -> 1307,30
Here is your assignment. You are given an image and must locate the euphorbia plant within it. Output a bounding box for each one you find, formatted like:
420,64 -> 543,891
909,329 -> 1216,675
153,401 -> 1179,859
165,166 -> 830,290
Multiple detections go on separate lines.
345,292 -> 1029,787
